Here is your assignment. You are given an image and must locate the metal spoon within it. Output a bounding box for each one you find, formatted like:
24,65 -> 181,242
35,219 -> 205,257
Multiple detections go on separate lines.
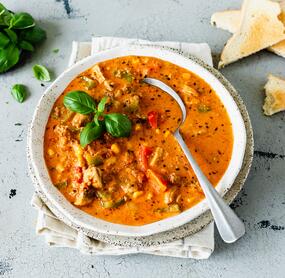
144,77 -> 245,243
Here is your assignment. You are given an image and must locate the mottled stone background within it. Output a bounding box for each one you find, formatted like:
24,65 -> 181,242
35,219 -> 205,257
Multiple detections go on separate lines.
0,0 -> 284,277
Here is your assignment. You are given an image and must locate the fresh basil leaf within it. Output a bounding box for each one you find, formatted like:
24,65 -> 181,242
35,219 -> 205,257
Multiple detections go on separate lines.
0,4 -> 12,26
4,28 -> 17,43
11,84 -> 27,103
97,96 -> 107,113
80,121 -> 104,147
0,43 -> 20,73
0,3 -> 6,15
63,91 -> 96,114
20,26 -> 46,44
19,40 -> 34,51
105,113 -> 132,137
0,32 -> 10,48
33,64 -> 51,81
10,12 -> 35,29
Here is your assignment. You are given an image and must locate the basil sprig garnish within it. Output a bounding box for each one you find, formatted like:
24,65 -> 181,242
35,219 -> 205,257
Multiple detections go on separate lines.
63,91 -> 132,147
0,3 -> 46,73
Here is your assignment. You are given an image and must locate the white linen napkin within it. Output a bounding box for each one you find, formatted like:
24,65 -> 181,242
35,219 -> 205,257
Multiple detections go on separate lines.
31,37 -> 215,259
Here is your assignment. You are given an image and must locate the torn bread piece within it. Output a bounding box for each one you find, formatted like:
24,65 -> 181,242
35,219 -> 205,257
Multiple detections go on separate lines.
218,0 -> 285,68
263,74 -> 285,115
211,2 -> 285,58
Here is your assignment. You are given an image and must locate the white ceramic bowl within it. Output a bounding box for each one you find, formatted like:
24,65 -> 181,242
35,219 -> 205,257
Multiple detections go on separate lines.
28,45 -> 247,237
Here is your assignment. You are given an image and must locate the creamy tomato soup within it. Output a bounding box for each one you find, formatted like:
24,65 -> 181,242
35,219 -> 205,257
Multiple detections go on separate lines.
44,56 -> 233,225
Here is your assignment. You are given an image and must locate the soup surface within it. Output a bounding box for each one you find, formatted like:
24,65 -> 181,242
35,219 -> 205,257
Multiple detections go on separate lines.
44,56 -> 233,225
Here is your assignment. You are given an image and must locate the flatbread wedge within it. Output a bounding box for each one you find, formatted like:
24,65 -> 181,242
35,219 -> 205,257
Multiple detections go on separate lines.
268,1 -> 285,57
263,74 -> 285,115
211,1 -> 285,58
211,10 -> 240,33
218,0 -> 285,68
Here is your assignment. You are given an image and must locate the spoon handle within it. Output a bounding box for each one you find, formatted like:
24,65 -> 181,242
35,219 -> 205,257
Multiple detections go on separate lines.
174,131 -> 245,243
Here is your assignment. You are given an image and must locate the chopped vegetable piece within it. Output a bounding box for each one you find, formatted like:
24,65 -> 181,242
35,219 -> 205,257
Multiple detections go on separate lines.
111,143 -> 120,154
164,186 -> 177,204
101,197 -> 126,209
121,71 -> 133,83
156,203 -> 180,213
125,95 -> 140,112
47,148 -> 54,156
81,76 -> 97,89
198,104 -> 211,112
147,111 -> 158,128
96,190 -> 111,201
114,70 -> 134,83
132,191 -> 144,199
104,156 -> 117,167
181,84 -> 199,97
139,146 -> 153,171
54,181 -> 67,189
149,147 -> 164,167
168,203 -> 180,212
147,169 -> 168,194
85,153 -> 103,166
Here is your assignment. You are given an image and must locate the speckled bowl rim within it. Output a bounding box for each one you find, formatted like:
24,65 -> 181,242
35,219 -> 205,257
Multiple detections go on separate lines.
27,45 -> 253,247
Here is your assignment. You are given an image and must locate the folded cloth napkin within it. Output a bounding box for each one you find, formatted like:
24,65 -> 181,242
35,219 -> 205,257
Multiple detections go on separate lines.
31,37 -> 215,259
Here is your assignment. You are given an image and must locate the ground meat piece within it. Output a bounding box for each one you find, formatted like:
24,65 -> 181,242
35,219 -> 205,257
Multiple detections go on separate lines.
91,64 -> 112,91
169,173 -> 181,184
83,166 -> 103,188
131,169 -> 146,184
122,150 -> 135,166
100,133 -> 115,147
74,184 -> 96,206
71,114 -> 91,128
53,106 -> 65,118
54,124 -> 71,148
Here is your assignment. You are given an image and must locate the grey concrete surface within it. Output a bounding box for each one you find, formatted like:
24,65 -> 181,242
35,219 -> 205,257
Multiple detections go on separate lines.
0,0 -> 284,277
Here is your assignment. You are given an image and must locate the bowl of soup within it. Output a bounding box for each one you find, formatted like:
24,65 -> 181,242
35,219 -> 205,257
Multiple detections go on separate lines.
28,45 -> 249,237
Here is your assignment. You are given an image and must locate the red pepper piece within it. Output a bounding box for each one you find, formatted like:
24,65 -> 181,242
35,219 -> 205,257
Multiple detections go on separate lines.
147,111 -> 158,129
139,145 -> 153,171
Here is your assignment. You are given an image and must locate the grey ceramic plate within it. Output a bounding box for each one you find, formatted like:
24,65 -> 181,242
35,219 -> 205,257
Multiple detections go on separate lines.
27,45 -> 254,247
